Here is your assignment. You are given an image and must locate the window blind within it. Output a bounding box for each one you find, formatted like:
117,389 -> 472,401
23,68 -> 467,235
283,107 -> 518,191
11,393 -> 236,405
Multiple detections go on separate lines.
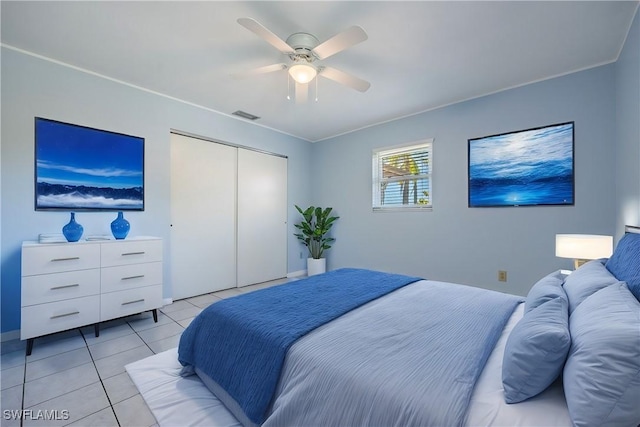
373,141 -> 432,210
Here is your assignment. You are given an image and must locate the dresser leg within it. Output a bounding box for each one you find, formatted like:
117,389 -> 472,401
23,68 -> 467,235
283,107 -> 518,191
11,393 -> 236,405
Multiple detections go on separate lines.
94,323 -> 100,337
152,309 -> 158,323
26,338 -> 34,356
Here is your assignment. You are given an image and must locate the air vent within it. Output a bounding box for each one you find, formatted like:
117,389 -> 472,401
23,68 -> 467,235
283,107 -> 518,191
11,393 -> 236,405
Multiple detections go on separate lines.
232,110 -> 260,121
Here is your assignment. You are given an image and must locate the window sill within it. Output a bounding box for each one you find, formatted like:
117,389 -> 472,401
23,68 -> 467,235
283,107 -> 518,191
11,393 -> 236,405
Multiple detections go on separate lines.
372,206 -> 433,212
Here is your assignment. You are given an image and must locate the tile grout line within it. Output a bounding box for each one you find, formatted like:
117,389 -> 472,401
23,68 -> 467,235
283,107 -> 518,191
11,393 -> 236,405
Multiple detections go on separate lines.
128,312 -> 190,427
77,311 -> 183,427
6,304 -> 181,426
16,331 -> 114,426
20,349 -> 26,427
69,328 -> 121,427
6,285 -> 280,427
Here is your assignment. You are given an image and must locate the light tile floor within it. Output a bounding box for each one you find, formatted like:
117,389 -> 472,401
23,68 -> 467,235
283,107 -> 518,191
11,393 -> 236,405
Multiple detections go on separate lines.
0,279 -> 289,427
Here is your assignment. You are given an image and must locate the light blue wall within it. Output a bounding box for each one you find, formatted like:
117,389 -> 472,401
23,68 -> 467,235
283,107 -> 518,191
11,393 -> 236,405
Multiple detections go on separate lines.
615,7 -> 640,238
3,9 -> 638,335
1,47 -> 312,334
312,65 -> 618,297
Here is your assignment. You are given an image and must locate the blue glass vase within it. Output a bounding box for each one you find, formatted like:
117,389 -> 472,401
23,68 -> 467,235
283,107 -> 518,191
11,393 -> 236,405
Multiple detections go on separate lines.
62,212 -> 83,242
110,211 -> 130,240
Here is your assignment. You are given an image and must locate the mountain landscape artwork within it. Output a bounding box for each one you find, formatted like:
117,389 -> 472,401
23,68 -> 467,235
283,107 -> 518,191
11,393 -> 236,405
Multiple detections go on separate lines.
468,122 -> 574,207
35,118 -> 144,210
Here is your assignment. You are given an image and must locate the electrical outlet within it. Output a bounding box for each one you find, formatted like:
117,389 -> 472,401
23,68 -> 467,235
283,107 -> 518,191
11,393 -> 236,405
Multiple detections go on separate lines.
498,270 -> 507,282
300,251 -> 304,259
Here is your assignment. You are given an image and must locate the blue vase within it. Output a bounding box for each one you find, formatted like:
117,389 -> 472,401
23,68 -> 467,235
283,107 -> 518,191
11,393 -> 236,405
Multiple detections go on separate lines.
110,211 -> 130,240
62,212 -> 83,242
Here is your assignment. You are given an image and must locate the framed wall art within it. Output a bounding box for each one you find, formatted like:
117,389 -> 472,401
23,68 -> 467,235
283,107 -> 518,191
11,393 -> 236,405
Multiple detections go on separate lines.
468,122 -> 574,207
35,117 -> 144,211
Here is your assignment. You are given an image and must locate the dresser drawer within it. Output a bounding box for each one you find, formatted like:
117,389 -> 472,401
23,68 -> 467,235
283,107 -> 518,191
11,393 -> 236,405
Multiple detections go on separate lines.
22,269 -> 100,306
101,240 -> 162,267
100,285 -> 162,321
101,262 -> 162,293
20,295 -> 100,340
22,243 -> 100,276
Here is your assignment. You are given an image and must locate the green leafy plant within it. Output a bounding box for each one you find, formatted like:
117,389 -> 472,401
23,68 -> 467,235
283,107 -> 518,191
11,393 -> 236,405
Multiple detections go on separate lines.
294,205 -> 339,259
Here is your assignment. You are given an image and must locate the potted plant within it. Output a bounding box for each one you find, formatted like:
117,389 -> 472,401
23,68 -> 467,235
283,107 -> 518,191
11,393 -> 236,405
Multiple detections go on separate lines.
294,205 -> 339,275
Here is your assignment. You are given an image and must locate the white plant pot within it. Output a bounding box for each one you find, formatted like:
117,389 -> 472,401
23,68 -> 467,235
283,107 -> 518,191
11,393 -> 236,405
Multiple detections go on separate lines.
307,258 -> 326,276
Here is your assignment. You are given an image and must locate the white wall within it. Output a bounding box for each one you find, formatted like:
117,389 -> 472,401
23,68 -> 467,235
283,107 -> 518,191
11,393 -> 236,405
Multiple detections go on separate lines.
1,47 -> 312,334
312,64 -> 618,297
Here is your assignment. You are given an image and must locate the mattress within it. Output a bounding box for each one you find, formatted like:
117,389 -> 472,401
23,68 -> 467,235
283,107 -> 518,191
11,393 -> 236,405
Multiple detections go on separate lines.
126,298 -> 571,426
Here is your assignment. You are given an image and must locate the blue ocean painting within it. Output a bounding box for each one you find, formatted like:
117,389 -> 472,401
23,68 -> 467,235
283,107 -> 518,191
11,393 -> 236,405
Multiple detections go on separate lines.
35,118 -> 144,210
468,122 -> 574,207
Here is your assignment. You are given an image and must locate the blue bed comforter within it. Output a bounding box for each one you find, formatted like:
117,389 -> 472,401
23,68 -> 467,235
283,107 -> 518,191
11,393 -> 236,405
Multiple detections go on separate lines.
178,268 -> 422,425
265,280 -> 522,427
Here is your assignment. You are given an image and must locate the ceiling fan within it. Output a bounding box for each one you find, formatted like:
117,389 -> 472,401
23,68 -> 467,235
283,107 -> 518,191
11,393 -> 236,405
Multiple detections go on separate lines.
236,17 -> 370,102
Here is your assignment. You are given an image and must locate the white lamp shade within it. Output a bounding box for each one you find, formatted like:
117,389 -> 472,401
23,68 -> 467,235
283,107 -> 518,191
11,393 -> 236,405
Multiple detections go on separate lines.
555,234 -> 613,260
288,64 -> 317,84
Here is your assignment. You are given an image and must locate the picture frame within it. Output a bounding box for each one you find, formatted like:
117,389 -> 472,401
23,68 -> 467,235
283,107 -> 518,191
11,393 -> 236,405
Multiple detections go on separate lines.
468,122 -> 574,207
35,117 -> 145,211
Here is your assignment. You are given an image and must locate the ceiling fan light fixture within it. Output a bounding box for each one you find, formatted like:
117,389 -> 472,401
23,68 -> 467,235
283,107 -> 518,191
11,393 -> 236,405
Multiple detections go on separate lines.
288,63 -> 317,84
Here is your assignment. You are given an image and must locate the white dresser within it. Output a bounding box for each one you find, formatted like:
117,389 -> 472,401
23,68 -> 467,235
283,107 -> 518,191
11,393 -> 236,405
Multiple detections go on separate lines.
21,237 -> 163,355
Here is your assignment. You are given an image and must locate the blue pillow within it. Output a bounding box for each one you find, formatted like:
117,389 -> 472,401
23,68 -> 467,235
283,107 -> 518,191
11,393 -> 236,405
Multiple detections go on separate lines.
563,282 -> 640,427
502,297 -> 570,404
562,260 -> 618,313
524,270 -> 566,313
605,232 -> 640,301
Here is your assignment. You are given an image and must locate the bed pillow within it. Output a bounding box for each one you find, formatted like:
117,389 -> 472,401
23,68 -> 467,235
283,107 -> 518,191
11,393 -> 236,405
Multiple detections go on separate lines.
502,296 -> 570,404
524,270 -> 566,313
563,282 -> 640,427
562,259 -> 618,314
605,232 -> 640,301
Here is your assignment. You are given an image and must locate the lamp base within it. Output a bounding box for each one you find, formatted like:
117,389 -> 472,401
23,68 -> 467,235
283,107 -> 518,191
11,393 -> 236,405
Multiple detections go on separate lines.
574,259 -> 588,270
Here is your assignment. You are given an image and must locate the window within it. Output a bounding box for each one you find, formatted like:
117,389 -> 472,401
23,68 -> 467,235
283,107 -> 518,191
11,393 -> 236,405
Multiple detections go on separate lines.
372,140 -> 433,211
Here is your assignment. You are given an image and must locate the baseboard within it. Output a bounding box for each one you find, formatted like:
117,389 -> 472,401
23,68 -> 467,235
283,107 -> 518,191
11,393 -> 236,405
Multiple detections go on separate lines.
287,269 -> 307,278
162,297 -> 174,307
1,329 -> 20,343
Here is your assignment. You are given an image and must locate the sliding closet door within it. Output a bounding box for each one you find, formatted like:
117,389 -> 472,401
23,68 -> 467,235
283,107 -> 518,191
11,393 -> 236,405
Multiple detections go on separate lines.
170,134 -> 237,299
237,148 -> 288,287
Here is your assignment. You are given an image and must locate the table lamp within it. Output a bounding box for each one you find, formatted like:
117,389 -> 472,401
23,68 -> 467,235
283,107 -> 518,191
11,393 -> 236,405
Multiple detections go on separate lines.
555,234 -> 613,270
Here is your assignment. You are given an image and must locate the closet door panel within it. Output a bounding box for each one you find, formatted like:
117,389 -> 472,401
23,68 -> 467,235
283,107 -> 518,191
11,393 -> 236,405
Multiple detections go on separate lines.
170,134 -> 237,299
237,149 -> 288,287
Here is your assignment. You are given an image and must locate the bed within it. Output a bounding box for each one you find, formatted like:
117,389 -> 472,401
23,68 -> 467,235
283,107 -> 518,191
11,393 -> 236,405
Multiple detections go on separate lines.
137,226 -> 640,427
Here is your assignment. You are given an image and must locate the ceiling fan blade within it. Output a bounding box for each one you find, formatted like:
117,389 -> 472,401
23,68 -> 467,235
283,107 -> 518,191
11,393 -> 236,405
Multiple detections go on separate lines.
295,82 -> 308,104
237,18 -> 293,54
312,26 -> 368,60
319,66 -> 370,92
232,63 -> 287,78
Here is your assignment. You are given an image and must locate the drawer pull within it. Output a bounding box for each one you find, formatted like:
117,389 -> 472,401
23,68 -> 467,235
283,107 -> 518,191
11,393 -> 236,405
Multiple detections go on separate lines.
50,311 -> 79,319
51,257 -> 80,262
121,275 -> 145,281
122,298 -> 145,306
122,251 -> 145,256
50,283 -> 80,290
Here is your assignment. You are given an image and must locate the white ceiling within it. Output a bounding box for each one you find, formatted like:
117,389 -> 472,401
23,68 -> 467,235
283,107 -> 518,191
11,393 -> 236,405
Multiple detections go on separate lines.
2,1 -> 638,142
